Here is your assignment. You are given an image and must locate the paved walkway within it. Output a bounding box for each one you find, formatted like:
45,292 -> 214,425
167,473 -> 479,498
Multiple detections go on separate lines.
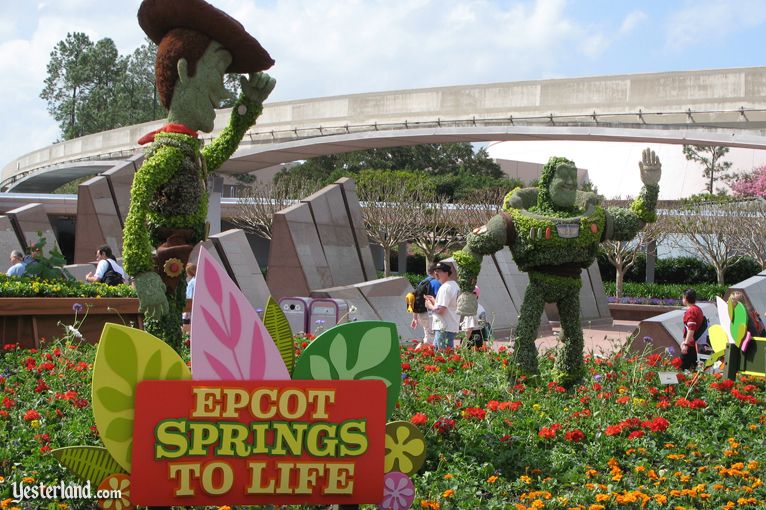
491,320 -> 640,356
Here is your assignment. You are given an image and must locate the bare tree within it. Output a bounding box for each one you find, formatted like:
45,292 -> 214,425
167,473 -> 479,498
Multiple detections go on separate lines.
231,179 -> 321,240
358,180 -> 427,277
666,199 -> 741,285
601,210 -> 670,298
410,193 -> 463,269
728,198 -> 766,269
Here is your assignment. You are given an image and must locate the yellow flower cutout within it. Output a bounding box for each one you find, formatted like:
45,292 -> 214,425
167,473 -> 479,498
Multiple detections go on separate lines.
98,473 -> 132,510
163,258 -> 184,278
385,421 -> 426,475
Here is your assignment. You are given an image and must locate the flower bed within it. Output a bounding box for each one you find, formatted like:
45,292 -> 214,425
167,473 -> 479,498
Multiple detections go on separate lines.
1,335 -> 764,509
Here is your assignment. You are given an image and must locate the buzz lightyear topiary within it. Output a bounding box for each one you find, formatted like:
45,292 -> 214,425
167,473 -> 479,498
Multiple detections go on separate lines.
454,149 -> 662,386
123,0 -> 276,352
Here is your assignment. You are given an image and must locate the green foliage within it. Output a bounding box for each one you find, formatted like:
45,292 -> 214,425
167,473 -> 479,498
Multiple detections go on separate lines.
40,33 -> 166,141
275,143 -> 515,201
655,256 -> 717,284
603,281 -> 727,301
51,446 -> 126,486
263,296 -> 295,374
531,156 -> 577,216
0,274 -> 135,297
21,233 -> 74,282
629,184 -> 659,224
452,249 -> 482,292
683,145 -> 733,194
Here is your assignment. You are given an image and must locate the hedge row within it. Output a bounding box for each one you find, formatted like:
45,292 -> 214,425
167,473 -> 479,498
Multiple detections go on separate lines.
597,253 -> 762,285
0,275 -> 136,298
602,281 -> 727,302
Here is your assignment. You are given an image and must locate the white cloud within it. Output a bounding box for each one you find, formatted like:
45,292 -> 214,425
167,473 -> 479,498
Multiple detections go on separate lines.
665,0 -> 766,51
619,10 -> 646,35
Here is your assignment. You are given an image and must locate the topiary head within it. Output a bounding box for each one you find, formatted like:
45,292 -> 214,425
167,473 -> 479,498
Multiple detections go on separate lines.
537,156 -> 578,213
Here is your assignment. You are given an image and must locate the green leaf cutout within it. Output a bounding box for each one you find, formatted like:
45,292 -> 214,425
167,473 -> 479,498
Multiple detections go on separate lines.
96,387 -> 132,413
263,296 -> 295,373
52,446 -> 126,486
92,323 -> 191,473
731,302 -> 748,347
292,321 -> 401,417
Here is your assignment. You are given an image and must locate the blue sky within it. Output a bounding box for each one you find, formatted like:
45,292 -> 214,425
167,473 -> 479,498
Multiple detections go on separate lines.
1,0 -> 765,193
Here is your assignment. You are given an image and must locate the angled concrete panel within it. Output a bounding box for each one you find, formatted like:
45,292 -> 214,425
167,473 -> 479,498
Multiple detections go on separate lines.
587,261 -> 612,319
211,229 -> 271,311
354,277 -> 414,341
0,215 -> 23,273
74,176 -> 123,263
631,302 -> 719,355
6,203 -> 59,255
475,254 -> 518,334
102,155 -> 142,223
311,285 -> 379,323
725,271 -> 766,317
303,184 -> 365,286
335,177 -> 377,281
64,263 -> 96,282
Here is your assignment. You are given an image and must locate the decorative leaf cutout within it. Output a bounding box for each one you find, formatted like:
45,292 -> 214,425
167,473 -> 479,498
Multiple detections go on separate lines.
142,350 -> 162,381
191,248 -> 290,381
96,387 -> 132,413
717,297 -> 734,343
263,296 -> 295,373
52,446 -> 126,486
706,324 -> 729,367
204,351 -> 237,380
92,323 -> 191,473
103,329 -> 137,393
105,418 -> 134,442
731,302 -> 748,347
292,321 -> 402,416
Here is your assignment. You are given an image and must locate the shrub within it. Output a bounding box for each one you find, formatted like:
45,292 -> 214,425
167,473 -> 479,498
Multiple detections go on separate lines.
0,275 -> 135,298
724,256 -> 762,284
654,256 -> 715,284
603,281 -> 727,302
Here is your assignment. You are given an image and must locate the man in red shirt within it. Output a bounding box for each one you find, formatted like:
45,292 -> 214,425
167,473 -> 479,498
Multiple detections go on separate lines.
680,288 -> 708,370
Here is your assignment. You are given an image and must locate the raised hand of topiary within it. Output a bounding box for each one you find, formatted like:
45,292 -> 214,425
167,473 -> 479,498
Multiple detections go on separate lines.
134,272 -> 168,319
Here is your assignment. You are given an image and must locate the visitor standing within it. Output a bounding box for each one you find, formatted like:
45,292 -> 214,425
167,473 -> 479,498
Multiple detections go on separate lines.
425,262 -> 459,351
6,250 -> 26,277
679,288 -> 708,370
410,264 -> 441,349
460,286 -> 487,349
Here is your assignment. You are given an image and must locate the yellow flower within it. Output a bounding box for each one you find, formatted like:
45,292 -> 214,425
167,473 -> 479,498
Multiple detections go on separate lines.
653,494 -> 668,504
532,404 -> 541,411
443,474 -> 453,480
30,420 -> 40,429
163,258 -> 184,278
2,499 -> 13,509
520,475 -> 532,484
487,475 -> 499,483
218,507 -> 232,510
21,477 -> 34,484
595,494 -> 610,503
442,489 -> 455,498
588,505 -> 605,510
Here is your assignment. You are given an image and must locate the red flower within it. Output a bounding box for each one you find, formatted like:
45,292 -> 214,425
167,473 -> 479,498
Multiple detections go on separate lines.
671,357 -> 683,369
628,430 -> 645,440
401,362 -> 411,370
23,409 -> 41,421
2,396 -> 15,409
0,410 -> 8,418
410,412 -> 428,426
711,379 -> 735,391
486,400 -> 500,411
34,380 -> 48,393
39,445 -> 51,453
498,401 -> 522,412
564,429 -> 586,442
645,416 -> 669,432
432,417 -> 455,434
462,407 -> 486,420
538,424 -> 561,440
645,354 -> 662,367
616,396 -> 630,405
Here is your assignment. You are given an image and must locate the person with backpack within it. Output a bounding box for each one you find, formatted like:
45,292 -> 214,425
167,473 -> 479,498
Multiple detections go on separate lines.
679,288 -> 709,370
86,245 -> 128,286
410,264 -> 442,350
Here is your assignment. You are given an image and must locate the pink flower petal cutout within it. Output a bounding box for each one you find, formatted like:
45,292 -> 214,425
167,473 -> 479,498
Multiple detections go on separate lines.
191,248 -> 290,381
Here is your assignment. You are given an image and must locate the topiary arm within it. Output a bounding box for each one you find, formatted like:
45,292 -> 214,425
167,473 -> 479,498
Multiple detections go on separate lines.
123,146 -> 184,276
503,187 -> 538,211
202,72 -> 274,172
455,213 -> 516,315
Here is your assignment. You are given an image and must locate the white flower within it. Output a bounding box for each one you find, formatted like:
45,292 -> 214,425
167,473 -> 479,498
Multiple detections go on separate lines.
65,325 -> 83,340
349,305 -> 358,314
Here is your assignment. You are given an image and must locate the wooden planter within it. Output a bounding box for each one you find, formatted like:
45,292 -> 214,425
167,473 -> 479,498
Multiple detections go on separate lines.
608,303 -> 682,321
0,298 -> 193,349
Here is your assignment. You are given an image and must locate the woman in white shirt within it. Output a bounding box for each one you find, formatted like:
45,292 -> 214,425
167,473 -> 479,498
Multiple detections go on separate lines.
86,245 -> 128,285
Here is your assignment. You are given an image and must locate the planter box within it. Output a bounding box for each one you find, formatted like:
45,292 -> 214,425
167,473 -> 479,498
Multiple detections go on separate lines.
608,303 -> 682,321
0,298 -> 191,349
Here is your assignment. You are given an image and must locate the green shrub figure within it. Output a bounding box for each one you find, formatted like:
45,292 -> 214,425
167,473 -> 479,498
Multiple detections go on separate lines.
123,0 -> 275,353
455,149 -> 662,386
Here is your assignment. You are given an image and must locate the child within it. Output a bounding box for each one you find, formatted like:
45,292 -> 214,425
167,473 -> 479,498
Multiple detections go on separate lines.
460,286 -> 487,349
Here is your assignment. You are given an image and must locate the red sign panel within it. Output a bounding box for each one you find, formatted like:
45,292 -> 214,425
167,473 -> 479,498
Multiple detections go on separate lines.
131,380 -> 386,506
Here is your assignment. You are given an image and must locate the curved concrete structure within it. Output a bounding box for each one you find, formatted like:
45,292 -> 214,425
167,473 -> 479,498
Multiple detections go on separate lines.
4,66 -> 766,191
